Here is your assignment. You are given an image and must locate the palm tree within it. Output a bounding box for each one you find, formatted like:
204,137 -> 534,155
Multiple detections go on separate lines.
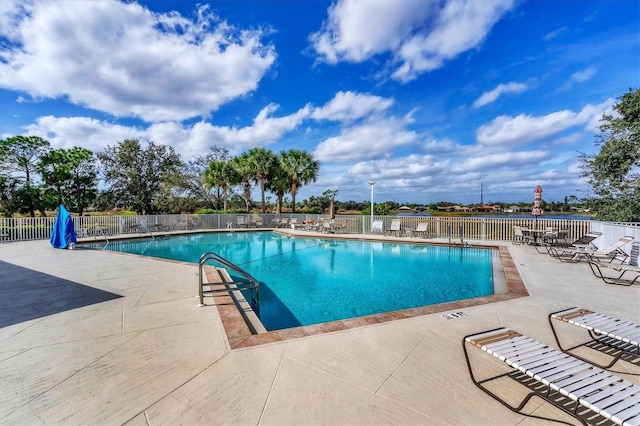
279,150 -> 319,213
203,160 -> 238,211
242,148 -> 276,213
265,156 -> 291,217
231,156 -> 254,212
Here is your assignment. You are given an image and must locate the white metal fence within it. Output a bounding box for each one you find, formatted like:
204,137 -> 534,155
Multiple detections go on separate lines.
1,214 -> 638,254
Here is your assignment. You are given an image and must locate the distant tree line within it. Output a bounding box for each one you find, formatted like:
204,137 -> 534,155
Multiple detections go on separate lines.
0,137 -> 321,217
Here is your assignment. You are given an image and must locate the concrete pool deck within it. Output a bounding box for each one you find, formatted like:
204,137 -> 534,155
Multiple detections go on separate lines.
1,235 -> 638,425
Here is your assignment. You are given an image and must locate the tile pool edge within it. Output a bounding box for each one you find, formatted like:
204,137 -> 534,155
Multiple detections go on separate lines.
226,244 -> 528,349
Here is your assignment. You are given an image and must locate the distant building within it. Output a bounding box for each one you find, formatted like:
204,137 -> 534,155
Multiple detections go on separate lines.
473,205 -> 502,212
437,205 -> 471,212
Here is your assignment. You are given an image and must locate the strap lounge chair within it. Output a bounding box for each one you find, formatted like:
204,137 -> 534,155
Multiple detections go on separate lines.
588,242 -> 640,286
548,231 -> 603,262
463,327 -> 640,425
549,307 -> 639,369
371,220 -> 383,233
554,235 -> 633,264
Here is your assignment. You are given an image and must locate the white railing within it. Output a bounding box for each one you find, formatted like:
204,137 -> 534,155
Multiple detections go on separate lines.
1,213 -> 637,251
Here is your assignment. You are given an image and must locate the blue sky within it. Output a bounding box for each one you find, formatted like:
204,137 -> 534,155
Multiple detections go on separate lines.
1,0 -> 638,205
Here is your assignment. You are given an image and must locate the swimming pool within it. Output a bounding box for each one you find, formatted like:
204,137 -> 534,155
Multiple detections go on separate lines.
89,232 -> 503,331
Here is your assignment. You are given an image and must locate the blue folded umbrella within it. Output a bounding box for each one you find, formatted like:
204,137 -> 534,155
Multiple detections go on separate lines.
50,205 -> 77,249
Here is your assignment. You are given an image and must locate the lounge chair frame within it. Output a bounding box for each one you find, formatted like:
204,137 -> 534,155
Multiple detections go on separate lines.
548,231 -> 603,262
588,242 -> 640,286
588,262 -> 640,286
548,307 -> 639,370
463,327 -> 640,425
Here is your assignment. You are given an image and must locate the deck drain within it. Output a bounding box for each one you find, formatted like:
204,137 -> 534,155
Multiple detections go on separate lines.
441,311 -> 468,320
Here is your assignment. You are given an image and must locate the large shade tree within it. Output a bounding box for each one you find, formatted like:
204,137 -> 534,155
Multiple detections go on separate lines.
39,147 -> 97,215
581,87 -> 640,222
172,146 -> 232,210
0,136 -> 51,217
97,139 -> 183,214
279,149 -> 319,213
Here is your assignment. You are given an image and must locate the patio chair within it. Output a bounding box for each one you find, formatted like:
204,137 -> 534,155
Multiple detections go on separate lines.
512,226 -> 533,245
250,215 -> 263,228
333,220 -> 348,233
414,222 -> 429,237
277,217 -> 289,228
548,306 -> 639,369
385,219 -> 401,236
321,219 -> 334,234
371,220 -> 383,233
548,231 -> 602,261
588,241 -> 640,286
236,215 -> 249,228
463,327 -> 640,426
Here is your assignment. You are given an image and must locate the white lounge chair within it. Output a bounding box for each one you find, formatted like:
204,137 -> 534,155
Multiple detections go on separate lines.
548,231 -> 603,261
371,220 -> 383,233
588,241 -> 640,286
548,306 -> 639,369
554,235 -> 633,263
464,327 -> 640,425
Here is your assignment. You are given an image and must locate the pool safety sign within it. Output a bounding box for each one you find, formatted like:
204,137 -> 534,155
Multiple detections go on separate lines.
441,311 -> 468,320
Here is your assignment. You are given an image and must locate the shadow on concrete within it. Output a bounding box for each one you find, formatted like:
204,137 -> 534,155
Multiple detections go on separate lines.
0,260 -> 122,328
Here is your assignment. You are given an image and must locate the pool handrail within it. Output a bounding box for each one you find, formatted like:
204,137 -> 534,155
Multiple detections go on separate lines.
198,252 -> 260,318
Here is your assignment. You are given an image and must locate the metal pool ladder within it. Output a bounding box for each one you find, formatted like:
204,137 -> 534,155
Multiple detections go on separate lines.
198,252 -> 260,318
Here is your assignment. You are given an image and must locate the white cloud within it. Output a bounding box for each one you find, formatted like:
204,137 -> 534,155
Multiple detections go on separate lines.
473,82 -> 528,108
0,1 -> 276,122
309,0 -> 431,64
311,91 -> 394,122
310,0 -> 516,82
21,104 -> 311,159
313,116 -> 417,162
454,151 -> 550,172
476,100 -> 612,147
348,154 -> 447,180
559,66 -> 598,91
569,66 -> 597,83
542,27 -> 568,41
24,116 -> 145,153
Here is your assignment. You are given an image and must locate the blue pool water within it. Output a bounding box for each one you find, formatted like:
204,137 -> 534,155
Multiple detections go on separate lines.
90,232 -> 495,330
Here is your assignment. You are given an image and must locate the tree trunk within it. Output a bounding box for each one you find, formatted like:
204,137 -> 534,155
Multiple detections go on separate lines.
291,182 -> 298,213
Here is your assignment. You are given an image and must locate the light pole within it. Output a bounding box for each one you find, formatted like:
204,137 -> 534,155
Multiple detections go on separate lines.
368,180 -> 375,231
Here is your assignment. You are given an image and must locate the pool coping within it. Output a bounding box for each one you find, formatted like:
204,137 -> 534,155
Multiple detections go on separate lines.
210,231 -> 529,349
